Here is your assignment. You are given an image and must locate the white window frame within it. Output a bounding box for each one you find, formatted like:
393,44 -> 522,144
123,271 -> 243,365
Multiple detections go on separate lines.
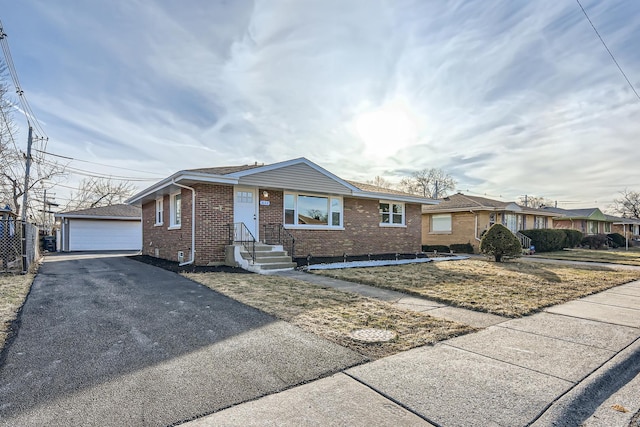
379,201 -> 405,227
169,191 -> 182,229
604,222 -> 611,233
431,213 -> 452,233
155,198 -> 164,226
283,193 -> 343,229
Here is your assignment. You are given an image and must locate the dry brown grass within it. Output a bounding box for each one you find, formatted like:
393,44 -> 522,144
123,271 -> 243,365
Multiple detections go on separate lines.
0,273 -> 35,349
312,259 -> 640,317
184,272 -> 474,359
533,248 -> 640,266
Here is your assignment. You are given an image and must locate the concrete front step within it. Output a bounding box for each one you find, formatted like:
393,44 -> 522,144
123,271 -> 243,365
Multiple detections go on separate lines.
255,262 -> 298,271
236,243 -> 295,272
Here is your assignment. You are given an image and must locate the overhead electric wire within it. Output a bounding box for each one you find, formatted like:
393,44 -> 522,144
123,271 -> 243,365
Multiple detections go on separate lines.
33,148 -> 163,177
0,19 -> 49,139
576,0 -> 640,102
39,158 -> 158,181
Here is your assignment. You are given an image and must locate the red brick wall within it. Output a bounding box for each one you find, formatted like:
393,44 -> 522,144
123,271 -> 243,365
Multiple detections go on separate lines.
258,191 -> 421,258
142,190 -> 192,262
193,184 -> 234,264
143,185 -> 422,264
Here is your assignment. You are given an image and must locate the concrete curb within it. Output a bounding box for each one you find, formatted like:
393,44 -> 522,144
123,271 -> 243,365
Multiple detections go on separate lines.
531,336 -> 640,426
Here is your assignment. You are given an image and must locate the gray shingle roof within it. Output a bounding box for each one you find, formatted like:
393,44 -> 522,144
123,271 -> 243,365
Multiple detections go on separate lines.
186,164 -> 264,175
422,193 -> 509,211
346,180 -> 421,198
57,204 -> 141,218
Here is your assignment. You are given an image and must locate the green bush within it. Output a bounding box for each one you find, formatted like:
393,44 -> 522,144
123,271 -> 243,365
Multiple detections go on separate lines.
480,224 -> 522,262
607,233 -> 626,248
450,243 -> 475,254
581,234 -> 609,249
422,245 -> 450,253
562,229 -> 583,248
520,229 -> 566,252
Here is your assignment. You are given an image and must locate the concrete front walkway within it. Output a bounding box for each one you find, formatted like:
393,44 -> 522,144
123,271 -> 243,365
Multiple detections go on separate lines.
187,279 -> 640,427
276,270 -> 508,328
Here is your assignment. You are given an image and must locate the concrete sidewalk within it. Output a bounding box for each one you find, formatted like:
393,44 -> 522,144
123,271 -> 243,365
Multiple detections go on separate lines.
185,279 -> 640,427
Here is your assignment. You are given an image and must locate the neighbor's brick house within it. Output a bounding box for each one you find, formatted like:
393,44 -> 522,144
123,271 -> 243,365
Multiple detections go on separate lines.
421,193 -> 556,253
128,158 -> 436,265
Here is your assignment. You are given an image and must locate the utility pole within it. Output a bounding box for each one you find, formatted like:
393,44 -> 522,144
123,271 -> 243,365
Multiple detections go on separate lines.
434,180 -> 439,199
21,125 -> 33,273
20,125 -> 33,222
42,188 -> 46,233
524,195 -> 528,207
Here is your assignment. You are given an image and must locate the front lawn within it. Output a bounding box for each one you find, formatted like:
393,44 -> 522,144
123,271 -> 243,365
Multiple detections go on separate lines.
0,273 -> 35,349
532,248 -> 640,266
184,272 -> 474,359
311,259 -> 640,317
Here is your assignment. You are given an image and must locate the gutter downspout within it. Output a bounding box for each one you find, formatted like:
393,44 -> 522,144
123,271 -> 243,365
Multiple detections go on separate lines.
173,181 -> 196,266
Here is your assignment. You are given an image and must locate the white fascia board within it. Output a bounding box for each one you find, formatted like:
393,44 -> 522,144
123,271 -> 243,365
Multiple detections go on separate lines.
54,215 -> 141,220
228,157 -> 362,193
127,171 -> 238,205
352,191 -> 439,205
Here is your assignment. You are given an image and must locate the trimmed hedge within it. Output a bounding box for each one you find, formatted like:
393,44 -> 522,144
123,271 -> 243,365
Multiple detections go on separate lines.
519,229 -> 566,252
480,224 -> 522,262
562,229 -> 583,248
582,234 -> 609,249
607,233 -> 626,248
422,245 -> 450,253
450,243 -> 475,254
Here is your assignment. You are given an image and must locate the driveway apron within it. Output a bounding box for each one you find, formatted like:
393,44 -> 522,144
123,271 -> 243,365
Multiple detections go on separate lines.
0,254 -> 365,426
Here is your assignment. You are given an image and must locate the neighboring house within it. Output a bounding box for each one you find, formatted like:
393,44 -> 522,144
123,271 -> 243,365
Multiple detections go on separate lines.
127,157 -> 436,269
540,207 -> 615,235
55,204 -> 142,252
606,215 -> 640,242
421,193 -> 556,252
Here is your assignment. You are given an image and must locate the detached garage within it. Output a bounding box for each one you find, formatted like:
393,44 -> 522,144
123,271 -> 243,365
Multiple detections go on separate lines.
55,204 -> 142,252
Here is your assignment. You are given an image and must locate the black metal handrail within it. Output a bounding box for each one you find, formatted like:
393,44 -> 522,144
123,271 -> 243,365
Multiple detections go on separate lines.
262,223 -> 296,258
227,222 -> 256,263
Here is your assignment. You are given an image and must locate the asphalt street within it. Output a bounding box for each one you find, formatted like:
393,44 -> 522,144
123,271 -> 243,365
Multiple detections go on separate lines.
0,253 -> 366,426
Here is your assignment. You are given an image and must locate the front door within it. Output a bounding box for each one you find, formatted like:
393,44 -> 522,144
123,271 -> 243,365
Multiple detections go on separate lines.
233,186 -> 258,238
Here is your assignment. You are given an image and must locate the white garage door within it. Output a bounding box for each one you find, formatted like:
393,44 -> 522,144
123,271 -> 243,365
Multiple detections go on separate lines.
69,220 -> 141,251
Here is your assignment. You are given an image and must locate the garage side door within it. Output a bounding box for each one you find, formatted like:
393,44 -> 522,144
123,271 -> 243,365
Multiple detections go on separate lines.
69,220 -> 142,251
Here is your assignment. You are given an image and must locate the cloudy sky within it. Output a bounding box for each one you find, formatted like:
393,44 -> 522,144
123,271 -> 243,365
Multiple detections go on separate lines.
2,0 -> 639,210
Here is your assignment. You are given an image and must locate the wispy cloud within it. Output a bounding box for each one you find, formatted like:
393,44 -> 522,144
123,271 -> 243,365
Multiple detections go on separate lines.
2,0 -> 639,208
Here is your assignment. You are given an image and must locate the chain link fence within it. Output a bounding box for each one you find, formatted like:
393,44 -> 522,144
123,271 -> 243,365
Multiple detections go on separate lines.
1,219 -> 40,273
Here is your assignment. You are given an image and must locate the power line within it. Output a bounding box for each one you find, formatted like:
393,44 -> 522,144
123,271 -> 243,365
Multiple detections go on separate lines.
0,21 -> 48,139
576,0 -> 640,102
39,158 -> 158,181
33,148 -> 163,176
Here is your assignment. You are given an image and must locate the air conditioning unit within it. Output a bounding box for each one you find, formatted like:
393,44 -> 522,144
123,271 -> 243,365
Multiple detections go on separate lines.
177,251 -> 184,263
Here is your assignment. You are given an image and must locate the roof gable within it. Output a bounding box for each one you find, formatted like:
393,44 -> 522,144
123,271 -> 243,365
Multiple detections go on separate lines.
128,157 -> 438,205
233,158 -> 357,195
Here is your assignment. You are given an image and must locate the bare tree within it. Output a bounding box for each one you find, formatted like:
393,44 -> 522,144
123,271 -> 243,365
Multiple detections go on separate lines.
64,177 -> 137,211
518,195 -> 554,209
366,176 -> 393,189
612,189 -> 640,219
398,168 -> 456,198
0,60 -> 66,217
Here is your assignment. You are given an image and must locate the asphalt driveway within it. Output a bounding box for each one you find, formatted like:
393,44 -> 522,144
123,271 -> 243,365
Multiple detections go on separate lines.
0,253 -> 366,426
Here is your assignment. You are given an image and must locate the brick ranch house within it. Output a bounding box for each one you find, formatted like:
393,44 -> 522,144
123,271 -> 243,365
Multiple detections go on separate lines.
421,193 -> 557,253
127,158 -> 437,270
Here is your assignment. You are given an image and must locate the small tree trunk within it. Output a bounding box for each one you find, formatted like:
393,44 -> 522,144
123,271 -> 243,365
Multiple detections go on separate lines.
495,254 -> 502,262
